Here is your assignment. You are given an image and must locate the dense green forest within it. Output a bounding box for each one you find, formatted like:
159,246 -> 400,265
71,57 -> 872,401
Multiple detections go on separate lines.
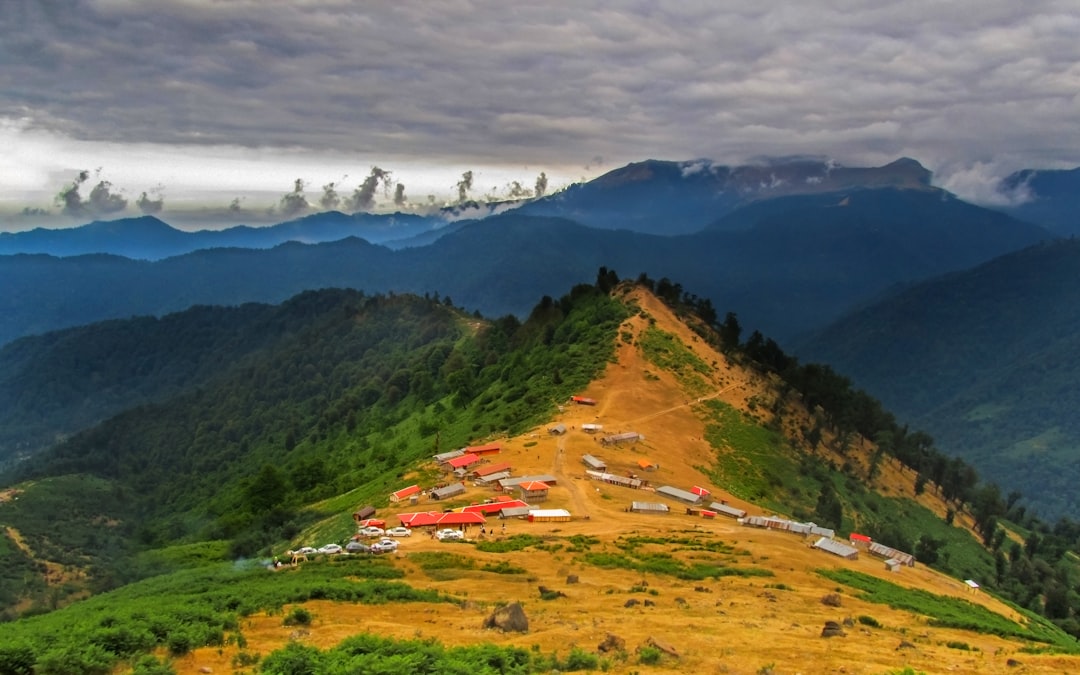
0,282 -> 629,615
797,238 -> 1080,519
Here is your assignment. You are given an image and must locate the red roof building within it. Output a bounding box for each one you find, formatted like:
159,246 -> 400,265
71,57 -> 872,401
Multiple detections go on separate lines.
461,499 -> 530,515
690,486 -> 711,497
389,485 -> 421,502
849,533 -> 873,548
571,396 -> 597,405
518,481 -> 550,503
397,511 -> 487,527
473,462 -> 512,478
446,453 -> 481,469
466,443 -> 502,456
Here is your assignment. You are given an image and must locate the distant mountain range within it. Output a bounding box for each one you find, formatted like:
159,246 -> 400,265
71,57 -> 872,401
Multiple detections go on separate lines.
796,238 -> 1080,519
995,166 -> 1080,236
0,211 -> 454,260
0,184 -> 1051,348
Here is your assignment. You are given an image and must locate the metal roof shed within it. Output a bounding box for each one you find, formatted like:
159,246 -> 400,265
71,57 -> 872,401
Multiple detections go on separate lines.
430,482 -> 466,500
656,485 -> 702,505
500,506 -> 532,518
812,536 -> 859,560
708,502 -> 747,519
474,471 -> 511,486
630,501 -> 670,514
528,509 -> 572,522
582,454 -> 607,470
433,449 -> 465,462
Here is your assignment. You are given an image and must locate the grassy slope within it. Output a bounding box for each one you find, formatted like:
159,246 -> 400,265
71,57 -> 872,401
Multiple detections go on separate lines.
4,284 -> 1079,675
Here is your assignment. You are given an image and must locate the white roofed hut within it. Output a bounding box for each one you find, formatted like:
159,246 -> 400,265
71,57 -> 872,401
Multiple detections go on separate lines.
582,454 -> 607,471
432,449 -> 465,463
500,506 -> 532,518
656,485 -> 702,505
582,423 -> 603,433
813,537 -> 859,560
586,470 -> 643,489
528,509 -> 572,522
475,471 -> 511,486
630,501 -> 670,514
868,542 -> 916,567
430,482 -> 466,501
548,423 -> 567,435
708,502 -> 747,519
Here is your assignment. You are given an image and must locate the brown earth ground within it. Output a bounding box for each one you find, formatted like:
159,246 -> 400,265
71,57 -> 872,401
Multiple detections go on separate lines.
175,289 -> 1080,675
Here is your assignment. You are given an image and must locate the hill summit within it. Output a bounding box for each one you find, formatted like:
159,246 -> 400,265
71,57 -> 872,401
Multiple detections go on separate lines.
3,281 -> 1079,674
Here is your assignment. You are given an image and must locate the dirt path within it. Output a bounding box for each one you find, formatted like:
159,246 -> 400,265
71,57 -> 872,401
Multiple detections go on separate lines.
551,434 -> 590,518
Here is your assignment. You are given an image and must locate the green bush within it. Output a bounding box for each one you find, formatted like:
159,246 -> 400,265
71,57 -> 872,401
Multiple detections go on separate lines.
637,645 -> 662,665
283,606 -> 313,626
857,615 -> 881,628
562,647 -> 599,671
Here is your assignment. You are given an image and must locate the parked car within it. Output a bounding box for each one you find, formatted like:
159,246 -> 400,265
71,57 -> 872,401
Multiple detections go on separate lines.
358,526 -> 385,537
345,541 -> 371,554
436,528 -> 464,541
385,526 -> 412,537
371,538 -> 399,553
296,546 -> 318,555
318,543 -> 343,555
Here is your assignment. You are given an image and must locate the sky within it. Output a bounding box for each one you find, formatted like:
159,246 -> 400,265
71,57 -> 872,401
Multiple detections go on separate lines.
2,0 -> 1079,230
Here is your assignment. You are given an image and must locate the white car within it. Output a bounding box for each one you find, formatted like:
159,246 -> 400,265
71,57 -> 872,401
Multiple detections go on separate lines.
358,526 -> 385,537
371,538 -> 399,553
385,526 -> 412,538
296,546 -> 318,555
318,543 -> 343,555
436,528 -> 464,541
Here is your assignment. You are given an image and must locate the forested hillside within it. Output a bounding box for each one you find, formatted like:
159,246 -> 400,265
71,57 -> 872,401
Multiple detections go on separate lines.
1,282 -> 629,613
797,238 -> 1080,519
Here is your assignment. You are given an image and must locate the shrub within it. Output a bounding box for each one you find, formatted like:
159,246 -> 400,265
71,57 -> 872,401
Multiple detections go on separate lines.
283,606 -> 313,626
821,593 -> 842,607
562,647 -> 600,671
637,645 -> 662,665
858,615 -> 882,628
130,655 -> 177,675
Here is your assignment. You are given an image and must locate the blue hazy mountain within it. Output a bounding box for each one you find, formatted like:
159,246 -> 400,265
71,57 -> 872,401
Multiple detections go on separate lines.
0,211 -> 451,260
516,156 -> 934,234
796,238 -> 1080,518
993,166 -> 1080,235
0,184 -> 1050,348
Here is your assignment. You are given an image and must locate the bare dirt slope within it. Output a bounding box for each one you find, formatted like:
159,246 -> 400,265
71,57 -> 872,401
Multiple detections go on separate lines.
176,288 -> 1078,674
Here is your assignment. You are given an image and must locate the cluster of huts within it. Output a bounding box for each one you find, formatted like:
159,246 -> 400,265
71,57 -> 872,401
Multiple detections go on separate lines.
736,516 -> 917,570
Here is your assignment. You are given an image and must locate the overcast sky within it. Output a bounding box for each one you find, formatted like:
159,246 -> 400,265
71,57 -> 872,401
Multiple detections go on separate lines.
2,0 -> 1079,228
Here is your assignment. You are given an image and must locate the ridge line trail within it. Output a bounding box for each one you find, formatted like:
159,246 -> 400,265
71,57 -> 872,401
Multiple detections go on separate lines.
618,382 -> 744,427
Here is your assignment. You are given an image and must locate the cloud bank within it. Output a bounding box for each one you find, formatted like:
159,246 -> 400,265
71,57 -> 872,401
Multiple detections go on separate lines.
2,1 -> 1079,211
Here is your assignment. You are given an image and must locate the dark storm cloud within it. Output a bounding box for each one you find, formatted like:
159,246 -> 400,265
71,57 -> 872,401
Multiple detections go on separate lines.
455,170 -> 474,203
136,189 -> 165,215
4,1 -> 1080,185
55,169 -> 128,216
393,183 -> 407,207
347,167 -> 393,211
279,178 -> 309,217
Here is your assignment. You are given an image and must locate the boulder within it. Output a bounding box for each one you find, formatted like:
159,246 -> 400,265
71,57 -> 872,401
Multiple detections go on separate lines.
821,620 -> 846,638
642,636 -> 680,658
483,602 -> 529,633
598,633 -> 626,653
